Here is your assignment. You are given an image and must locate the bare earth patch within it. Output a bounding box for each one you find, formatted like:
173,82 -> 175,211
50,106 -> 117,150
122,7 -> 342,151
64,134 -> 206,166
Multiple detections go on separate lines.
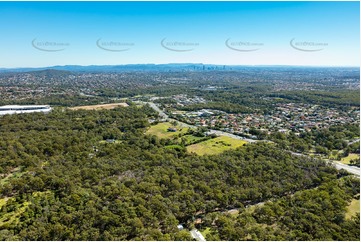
69,103 -> 129,110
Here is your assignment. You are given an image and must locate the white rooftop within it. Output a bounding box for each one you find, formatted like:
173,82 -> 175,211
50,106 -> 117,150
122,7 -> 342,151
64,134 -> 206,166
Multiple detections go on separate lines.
0,105 -> 51,115
0,105 -> 50,109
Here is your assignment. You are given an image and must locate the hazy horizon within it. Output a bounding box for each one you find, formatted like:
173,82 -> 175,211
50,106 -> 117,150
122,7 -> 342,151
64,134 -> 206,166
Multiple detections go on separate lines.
1,63 -> 360,70
0,1 -> 359,68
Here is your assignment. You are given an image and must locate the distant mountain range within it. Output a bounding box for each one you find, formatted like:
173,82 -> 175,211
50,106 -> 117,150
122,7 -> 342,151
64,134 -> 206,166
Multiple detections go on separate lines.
0,64 -> 358,73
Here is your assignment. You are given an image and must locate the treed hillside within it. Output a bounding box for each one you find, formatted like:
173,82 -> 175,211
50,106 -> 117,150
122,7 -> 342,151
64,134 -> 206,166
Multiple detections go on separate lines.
0,106 -> 359,240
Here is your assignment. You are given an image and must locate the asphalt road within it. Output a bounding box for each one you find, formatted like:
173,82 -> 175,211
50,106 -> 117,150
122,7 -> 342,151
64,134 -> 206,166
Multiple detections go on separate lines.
144,101 -> 360,176
289,151 -> 360,177
348,138 -> 360,145
332,162 -> 359,176
190,229 -> 206,241
141,101 -> 256,142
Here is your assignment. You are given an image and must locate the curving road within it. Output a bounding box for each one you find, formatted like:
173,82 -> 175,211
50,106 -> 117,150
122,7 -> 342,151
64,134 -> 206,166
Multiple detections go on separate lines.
333,162 -> 360,176
143,101 -> 360,177
290,151 -> 360,177
140,101 -> 256,143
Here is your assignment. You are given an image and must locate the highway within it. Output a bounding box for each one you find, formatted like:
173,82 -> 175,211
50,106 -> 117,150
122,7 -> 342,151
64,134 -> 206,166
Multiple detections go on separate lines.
143,101 -> 360,177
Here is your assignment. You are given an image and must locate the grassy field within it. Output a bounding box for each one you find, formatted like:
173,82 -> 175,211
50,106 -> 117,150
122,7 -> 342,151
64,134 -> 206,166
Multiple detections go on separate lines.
146,122 -> 189,139
69,103 -> 129,110
340,153 -> 360,165
147,122 -> 247,155
187,136 -> 247,156
178,135 -> 208,145
345,199 -> 360,219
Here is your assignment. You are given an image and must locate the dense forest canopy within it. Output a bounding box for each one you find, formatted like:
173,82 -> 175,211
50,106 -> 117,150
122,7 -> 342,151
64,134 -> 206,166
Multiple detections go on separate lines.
0,67 -> 359,240
0,106 -> 359,240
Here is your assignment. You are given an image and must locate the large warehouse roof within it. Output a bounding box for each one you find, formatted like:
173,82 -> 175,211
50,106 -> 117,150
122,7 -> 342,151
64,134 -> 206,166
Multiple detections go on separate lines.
0,105 -> 51,115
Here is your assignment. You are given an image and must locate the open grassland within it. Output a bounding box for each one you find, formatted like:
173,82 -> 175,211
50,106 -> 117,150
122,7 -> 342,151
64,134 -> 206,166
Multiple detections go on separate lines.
178,135 -> 208,145
340,153 -> 360,165
69,103 -> 129,110
146,122 -> 189,139
345,199 -> 360,219
187,136 -> 247,156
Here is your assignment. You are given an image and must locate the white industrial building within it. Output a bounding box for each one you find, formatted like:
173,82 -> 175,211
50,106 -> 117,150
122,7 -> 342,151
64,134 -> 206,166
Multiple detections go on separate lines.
0,105 -> 52,115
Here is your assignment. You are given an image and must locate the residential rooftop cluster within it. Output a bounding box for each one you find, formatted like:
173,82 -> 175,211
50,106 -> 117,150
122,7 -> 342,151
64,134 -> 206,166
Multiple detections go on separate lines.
171,94 -> 207,106
168,101 -> 360,137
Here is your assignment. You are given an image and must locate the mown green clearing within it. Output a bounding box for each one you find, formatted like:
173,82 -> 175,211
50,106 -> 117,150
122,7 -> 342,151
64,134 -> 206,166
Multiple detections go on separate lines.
187,136 -> 247,156
178,134 -> 208,145
341,153 -> 359,165
146,122 -> 189,139
345,199 -> 360,219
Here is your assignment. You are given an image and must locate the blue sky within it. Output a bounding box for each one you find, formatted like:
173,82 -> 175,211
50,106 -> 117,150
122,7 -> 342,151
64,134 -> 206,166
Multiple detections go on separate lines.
0,1 -> 359,67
